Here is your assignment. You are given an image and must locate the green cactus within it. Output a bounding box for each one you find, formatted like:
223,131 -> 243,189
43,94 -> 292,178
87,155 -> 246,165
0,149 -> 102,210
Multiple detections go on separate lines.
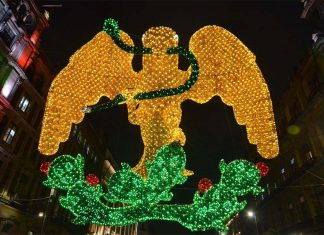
43,154 -> 84,190
43,144 -> 264,232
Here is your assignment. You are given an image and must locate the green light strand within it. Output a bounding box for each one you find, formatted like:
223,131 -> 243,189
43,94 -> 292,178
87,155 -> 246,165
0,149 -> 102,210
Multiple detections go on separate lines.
89,94 -> 126,113
133,46 -> 200,100
103,18 -> 152,54
43,143 -> 263,232
88,46 -> 200,112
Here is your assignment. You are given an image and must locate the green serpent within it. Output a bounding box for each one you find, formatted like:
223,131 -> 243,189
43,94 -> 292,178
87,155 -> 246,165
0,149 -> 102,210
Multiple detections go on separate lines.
83,18 -> 199,113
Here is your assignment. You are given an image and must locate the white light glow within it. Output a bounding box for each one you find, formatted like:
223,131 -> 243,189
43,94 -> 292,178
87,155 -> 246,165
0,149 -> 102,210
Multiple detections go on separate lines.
1,70 -> 19,98
1,79 -> 14,98
247,211 -> 254,217
44,10 -> 50,20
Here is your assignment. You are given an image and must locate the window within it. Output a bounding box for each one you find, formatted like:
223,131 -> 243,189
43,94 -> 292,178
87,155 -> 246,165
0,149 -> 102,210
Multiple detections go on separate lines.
306,151 -> 313,160
1,69 -> 19,98
281,168 -> 286,181
77,132 -> 82,144
266,183 -> 270,195
44,10 -> 50,20
0,23 -> 16,48
299,195 -> 305,203
301,143 -> 314,161
17,3 -> 27,18
72,125 -> 77,136
0,64 -> 12,90
18,96 -> 30,112
2,124 -> 16,144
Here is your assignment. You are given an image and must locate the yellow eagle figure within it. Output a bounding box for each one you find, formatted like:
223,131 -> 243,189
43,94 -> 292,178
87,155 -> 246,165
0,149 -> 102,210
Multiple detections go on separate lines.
38,19 -> 278,177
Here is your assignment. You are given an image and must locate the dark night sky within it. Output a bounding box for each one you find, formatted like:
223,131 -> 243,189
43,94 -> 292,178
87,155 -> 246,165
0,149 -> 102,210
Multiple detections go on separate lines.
38,1 -> 313,234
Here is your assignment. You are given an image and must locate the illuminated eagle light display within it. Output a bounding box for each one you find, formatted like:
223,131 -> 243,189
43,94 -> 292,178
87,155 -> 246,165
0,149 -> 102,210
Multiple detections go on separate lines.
39,18 -> 278,177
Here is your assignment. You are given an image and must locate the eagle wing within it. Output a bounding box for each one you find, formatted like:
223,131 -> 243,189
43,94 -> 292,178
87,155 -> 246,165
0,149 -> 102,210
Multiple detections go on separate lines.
186,26 -> 278,158
39,31 -> 136,155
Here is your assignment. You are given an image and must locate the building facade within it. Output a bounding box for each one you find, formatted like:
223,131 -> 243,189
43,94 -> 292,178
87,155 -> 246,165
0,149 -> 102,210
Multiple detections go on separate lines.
59,121 -> 139,235
0,0 -> 56,233
252,1 -> 324,234
257,55 -> 324,235
0,1 -> 139,234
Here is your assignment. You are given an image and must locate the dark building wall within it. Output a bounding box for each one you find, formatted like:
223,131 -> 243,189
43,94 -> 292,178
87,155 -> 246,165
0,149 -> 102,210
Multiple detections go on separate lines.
256,57 -> 324,235
88,157 -> 139,235
0,0 -> 62,234
0,1 -> 140,233
252,2 -> 324,234
0,1 -> 124,233
0,0 -> 116,234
